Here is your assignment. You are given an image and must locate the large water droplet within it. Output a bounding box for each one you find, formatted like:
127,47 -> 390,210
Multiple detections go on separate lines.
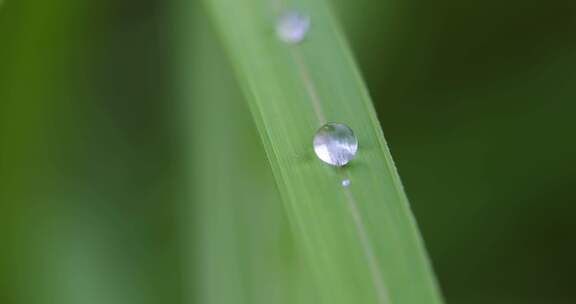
313,123 -> 358,166
276,11 -> 310,44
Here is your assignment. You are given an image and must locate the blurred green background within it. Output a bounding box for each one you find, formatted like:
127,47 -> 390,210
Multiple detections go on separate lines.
1,0 -> 575,303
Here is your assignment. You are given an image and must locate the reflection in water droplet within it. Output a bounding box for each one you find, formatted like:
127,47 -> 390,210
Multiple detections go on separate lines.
341,179 -> 350,187
276,11 -> 310,44
313,123 -> 358,166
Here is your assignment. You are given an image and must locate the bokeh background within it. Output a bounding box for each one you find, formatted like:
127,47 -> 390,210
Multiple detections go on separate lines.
1,0 -> 575,303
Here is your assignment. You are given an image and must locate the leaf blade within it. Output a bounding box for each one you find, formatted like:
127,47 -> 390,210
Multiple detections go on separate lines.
204,0 -> 444,302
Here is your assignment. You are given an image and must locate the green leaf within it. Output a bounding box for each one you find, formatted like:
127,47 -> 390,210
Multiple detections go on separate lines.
174,4 -> 318,304
202,0 -> 444,303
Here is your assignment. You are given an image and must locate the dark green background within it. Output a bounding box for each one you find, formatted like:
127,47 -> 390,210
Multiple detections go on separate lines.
1,0 -> 575,303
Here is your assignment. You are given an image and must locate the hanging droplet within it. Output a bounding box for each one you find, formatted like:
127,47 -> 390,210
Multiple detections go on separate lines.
276,11 -> 310,44
341,179 -> 351,187
313,123 -> 358,166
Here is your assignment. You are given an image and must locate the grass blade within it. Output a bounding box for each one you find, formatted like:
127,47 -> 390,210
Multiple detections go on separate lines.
173,3 -> 320,303
203,0 -> 444,303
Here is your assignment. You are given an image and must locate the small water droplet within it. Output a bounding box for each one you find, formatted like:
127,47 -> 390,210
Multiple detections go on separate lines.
276,11 -> 310,44
341,179 -> 350,187
313,123 -> 358,166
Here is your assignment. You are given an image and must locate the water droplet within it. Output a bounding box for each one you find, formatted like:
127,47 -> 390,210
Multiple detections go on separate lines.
276,11 -> 310,44
313,123 -> 358,166
341,179 -> 350,187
